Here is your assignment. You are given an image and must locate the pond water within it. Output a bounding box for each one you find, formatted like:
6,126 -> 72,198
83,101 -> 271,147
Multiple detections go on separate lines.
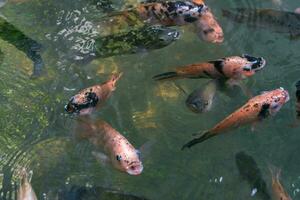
0,0 -> 300,199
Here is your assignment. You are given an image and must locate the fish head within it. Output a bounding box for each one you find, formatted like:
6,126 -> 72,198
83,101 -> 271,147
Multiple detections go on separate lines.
268,88 -> 290,115
65,90 -> 99,115
241,54 -> 266,76
144,26 -> 180,49
112,151 -> 143,176
195,10 -> 224,43
186,94 -> 213,113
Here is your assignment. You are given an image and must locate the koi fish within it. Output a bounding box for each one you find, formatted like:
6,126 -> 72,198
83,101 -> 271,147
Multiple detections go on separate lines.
222,8 -> 300,39
182,88 -> 290,149
296,80 -> 300,118
194,7 -> 224,43
65,73 -> 122,115
185,80 -> 218,113
153,54 -> 266,81
17,169 -> 37,200
0,17 -> 44,77
235,152 -> 271,200
117,1 -> 208,26
56,185 -> 150,200
94,25 -> 180,57
269,167 -> 292,200
76,119 -> 143,176
114,0 -> 224,43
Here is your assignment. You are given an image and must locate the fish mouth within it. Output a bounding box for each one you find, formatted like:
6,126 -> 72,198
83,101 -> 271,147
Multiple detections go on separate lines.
282,89 -> 290,103
126,161 -> 143,176
242,54 -> 266,72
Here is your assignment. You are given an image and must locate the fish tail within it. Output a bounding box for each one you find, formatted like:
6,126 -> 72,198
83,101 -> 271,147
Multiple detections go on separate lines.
268,164 -> 281,182
152,71 -> 179,81
181,131 -> 213,150
109,72 -> 123,86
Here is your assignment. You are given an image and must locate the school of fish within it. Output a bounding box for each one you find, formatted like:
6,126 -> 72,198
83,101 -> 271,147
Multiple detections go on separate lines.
7,0 -> 300,199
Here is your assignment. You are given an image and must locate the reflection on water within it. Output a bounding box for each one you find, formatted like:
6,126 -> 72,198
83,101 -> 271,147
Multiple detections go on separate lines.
0,0 -> 300,199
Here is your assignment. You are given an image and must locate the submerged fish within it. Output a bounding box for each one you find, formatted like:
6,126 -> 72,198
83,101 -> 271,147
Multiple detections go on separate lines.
235,152 -> 271,200
17,169 -> 37,200
56,185 -> 149,200
77,119 -> 143,175
185,80 -> 218,113
296,80 -> 300,118
269,167 -> 292,200
74,25 -> 180,62
115,1 -> 207,26
0,17 -> 44,77
65,73 -> 122,115
182,88 -> 290,149
111,0 -> 224,43
153,54 -> 266,81
222,8 -> 300,39
95,25 -> 179,56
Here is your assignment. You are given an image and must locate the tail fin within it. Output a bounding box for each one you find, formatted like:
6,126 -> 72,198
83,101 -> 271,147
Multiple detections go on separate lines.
108,72 -> 123,87
181,131 -> 214,150
268,164 -> 281,183
152,71 -> 179,81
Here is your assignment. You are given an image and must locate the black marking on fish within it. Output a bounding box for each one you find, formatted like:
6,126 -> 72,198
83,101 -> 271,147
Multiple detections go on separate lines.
258,103 -> 270,119
210,60 -> 225,76
184,15 -> 198,23
66,92 -> 99,114
203,70 -> 211,78
203,28 -> 215,35
152,71 -> 178,80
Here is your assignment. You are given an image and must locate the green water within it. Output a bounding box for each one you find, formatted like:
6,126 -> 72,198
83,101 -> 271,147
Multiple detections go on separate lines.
0,0 -> 300,199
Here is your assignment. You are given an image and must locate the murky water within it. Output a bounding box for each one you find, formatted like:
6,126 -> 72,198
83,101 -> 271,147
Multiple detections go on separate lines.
0,0 -> 300,199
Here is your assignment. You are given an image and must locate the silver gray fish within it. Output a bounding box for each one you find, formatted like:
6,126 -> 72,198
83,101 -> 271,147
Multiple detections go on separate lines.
222,8 -> 300,39
185,80 -> 218,113
235,152 -> 271,200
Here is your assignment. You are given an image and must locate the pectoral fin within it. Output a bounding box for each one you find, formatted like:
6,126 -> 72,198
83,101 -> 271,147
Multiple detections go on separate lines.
92,151 -> 110,166
138,140 -> 155,160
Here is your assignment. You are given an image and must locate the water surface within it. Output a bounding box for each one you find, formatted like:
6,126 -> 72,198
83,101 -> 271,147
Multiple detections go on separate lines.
0,0 -> 300,199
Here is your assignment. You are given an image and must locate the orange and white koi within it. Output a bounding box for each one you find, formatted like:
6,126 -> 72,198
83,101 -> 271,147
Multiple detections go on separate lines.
269,167 -> 292,200
182,88 -> 290,149
77,119 -> 143,176
153,54 -> 266,81
17,169 -> 37,200
65,73 -> 122,115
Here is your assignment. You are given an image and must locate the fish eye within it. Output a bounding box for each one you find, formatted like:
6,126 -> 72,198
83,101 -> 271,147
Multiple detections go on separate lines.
204,101 -> 209,105
116,155 -> 122,161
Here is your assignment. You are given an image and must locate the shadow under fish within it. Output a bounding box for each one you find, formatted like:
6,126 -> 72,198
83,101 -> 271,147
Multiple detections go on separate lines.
222,8 -> 300,39
0,17 -> 44,77
235,151 -> 271,200
72,25 -> 180,63
56,185 -> 150,200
